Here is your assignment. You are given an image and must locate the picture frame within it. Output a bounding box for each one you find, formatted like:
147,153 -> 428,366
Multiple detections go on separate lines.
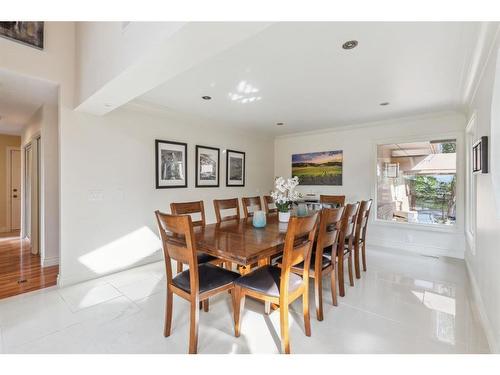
155,139 -> 188,189
195,145 -> 220,187
226,149 -> 245,187
0,22 -> 44,50
291,150 -> 343,186
472,136 -> 489,174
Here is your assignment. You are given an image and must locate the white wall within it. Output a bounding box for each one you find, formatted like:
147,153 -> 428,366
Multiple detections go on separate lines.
20,90 -> 60,266
275,112 -> 466,258
58,104 -> 274,286
465,27 -> 500,353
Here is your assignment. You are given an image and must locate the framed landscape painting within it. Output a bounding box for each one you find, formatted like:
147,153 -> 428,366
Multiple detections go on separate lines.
226,150 -> 245,187
292,150 -> 343,185
195,145 -> 220,187
155,140 -> 188,189
0,22 -> 44,49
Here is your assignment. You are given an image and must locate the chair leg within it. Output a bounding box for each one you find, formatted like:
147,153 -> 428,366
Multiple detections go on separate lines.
354,242 -> 361,279
314,276 -> 323,321
362,241 -> 367,272
189,299 -> 199,354
331,262 -> 338,306
177,261 -> 183,274
164,288 -> 173,337
280,302 -> 291,354
203,299 -> 209,312
338,253 -> 345,297
348,252 -> 354,287
233,286 -> 245,337
303,287 -> 311,337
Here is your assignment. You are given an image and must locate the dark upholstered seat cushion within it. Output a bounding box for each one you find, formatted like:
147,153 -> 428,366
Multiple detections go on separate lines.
234,265 -> 303,298
197,252 -> 217,264
172,263 -> 240,294
293,253 -> 331,271
275,253 -> 331,271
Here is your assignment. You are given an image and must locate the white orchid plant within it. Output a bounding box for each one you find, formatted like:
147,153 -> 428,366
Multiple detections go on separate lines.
270,176 -> 302,213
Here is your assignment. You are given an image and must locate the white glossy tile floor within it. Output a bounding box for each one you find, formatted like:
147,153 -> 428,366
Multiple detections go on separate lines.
0,247 -> 490,354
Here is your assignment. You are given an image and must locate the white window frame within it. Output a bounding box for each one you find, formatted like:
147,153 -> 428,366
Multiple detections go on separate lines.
465,112 -> 477,255
372,131 -> 463,234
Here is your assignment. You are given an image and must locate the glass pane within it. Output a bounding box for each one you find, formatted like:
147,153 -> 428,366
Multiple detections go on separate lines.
376,139 -> 457,226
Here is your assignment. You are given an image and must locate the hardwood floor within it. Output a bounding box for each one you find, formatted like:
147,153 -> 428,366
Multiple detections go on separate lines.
0,231 -> 58,300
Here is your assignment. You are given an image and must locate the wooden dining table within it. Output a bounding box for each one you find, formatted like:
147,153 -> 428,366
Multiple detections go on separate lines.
194,214 -> 289,267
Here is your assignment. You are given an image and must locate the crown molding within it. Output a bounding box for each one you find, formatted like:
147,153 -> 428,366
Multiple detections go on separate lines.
275,110 -> 465,140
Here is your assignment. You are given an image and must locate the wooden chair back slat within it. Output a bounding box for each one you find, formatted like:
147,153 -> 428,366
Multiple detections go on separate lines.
280,213 -> 319,295
155,211 -> 199,286
242,196 -> 262,218
263,195 -> 278,214
315,207 -> 344,259
213,198 -> 241,223
319,195 -> 346,207
355,199 -> 373,241
337,203 -> 359,250
170,201 -> 206,227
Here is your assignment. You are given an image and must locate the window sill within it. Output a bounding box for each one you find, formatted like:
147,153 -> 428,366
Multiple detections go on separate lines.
372,219 -> 461,233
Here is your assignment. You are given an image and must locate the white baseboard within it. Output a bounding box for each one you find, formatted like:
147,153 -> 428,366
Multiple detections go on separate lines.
367,237 -> 464,259
42,256 -> 59,267
465,259 -> 499,353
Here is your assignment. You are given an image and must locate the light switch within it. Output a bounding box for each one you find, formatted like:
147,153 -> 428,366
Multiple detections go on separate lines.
88,189 -> 104,202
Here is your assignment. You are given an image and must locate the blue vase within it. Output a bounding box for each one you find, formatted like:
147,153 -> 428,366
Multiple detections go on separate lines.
252,210 -> 267,228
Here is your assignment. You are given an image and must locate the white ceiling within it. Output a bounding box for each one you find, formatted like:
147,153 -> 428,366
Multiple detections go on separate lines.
0,68 -> 57,135
137,22 -> 481,135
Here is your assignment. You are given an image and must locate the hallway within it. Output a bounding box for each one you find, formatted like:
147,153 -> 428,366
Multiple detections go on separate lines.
0,232 -> 58,300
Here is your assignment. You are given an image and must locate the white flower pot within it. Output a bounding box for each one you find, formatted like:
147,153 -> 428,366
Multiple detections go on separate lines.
279,211 -> 291,223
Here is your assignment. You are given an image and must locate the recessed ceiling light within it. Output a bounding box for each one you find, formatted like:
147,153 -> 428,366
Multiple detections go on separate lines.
104,103 -> 112,108
379,102 -> 390,106
276,122 -> 285,126
201,95 -> 212,100
342,40 -> 358,50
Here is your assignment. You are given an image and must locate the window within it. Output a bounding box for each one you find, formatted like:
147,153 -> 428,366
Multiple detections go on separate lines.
376,139 -> 457,226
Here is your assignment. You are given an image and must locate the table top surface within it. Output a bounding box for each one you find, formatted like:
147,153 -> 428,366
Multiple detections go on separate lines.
195,214 -> 288,265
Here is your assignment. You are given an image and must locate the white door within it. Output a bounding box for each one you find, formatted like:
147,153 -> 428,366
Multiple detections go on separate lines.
10,149 -> 21,231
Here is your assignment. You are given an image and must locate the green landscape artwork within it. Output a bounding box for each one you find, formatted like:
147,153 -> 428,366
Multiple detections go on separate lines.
292,150 -> 343,185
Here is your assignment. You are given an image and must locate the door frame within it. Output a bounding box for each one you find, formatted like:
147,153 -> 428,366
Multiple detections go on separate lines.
5,146 -> 21,232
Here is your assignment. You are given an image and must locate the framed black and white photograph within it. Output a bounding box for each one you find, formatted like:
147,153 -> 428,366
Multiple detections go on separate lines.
195,145 -> 220,187
155,140 -> 188,189
226,149 -> 245,187
0,22 -> 44,49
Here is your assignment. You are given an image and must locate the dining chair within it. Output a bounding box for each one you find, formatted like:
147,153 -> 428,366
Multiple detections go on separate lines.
154,210 -> 240,354
263,195 -> 278,214
170,201 -> 219,275
353,199 -> 373,278
233,212 -> 319,354
319,194 -> 346,208
213,198 -> 241,271
241,196 -> 262,218
281,207 -> 344,321
334,202 -> 359,297
213,198 -> 241,222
